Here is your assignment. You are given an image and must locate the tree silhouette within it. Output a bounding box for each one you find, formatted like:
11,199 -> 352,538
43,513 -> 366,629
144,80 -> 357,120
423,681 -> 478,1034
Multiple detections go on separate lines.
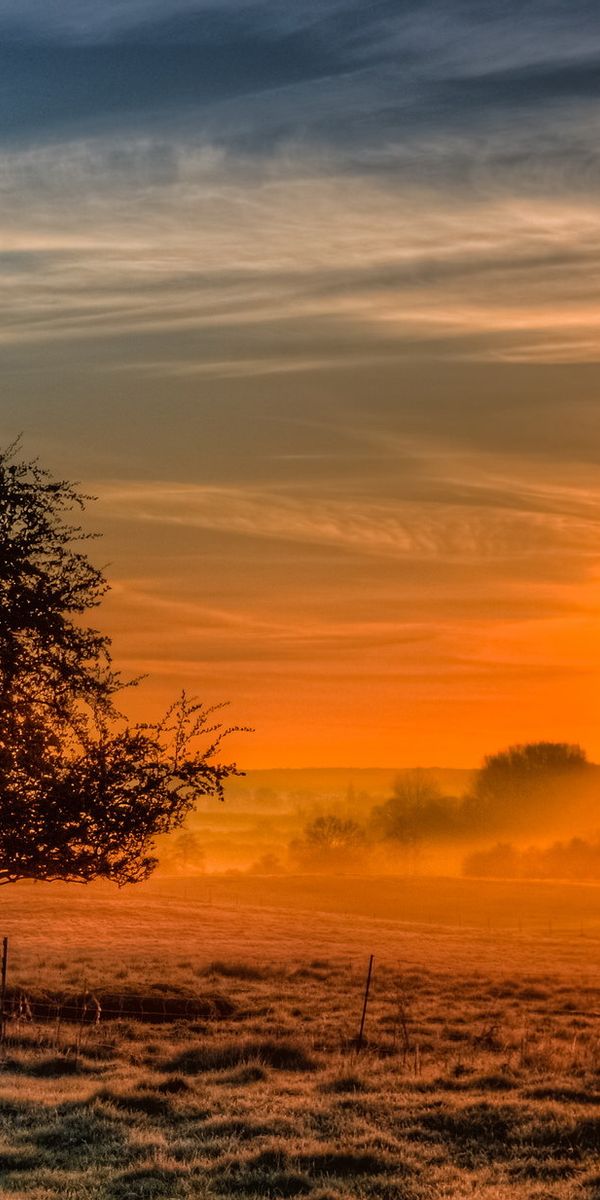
464,741 -> 589,834
463,837 -> 600,881
289,814 -> 367,870
370,770 -> 459,848
0,443 -> 244,886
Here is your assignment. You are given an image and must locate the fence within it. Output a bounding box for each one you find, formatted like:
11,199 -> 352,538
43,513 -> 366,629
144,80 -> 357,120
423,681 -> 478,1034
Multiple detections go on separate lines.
0,936 -> 377,1054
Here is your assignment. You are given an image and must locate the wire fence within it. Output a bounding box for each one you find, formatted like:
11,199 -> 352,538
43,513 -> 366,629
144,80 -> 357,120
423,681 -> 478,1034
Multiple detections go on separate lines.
0,934 -> 242,1041
2,990 -> 232,1026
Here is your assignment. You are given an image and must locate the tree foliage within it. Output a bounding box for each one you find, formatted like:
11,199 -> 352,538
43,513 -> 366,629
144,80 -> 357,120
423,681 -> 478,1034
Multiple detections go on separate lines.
289,814 -> 367,870
463,837 -> 600,881
464,741 -> 589,834
367,748 -> 596,851
370,771 -> 459,848
0,443 -> 244,886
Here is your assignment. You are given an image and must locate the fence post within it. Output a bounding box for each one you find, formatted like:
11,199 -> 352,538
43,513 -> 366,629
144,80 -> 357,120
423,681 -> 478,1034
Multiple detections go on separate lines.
0,937 -> 8,1045
357,953 -> 374,1051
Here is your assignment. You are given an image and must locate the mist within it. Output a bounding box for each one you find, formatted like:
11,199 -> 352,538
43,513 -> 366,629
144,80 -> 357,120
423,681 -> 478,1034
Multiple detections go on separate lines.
154,742 -> 600,883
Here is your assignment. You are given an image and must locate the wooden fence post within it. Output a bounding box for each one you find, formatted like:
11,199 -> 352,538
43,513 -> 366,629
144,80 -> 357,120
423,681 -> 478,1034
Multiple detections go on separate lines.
0,937 -> 8,1045
357,954 -> 374,1051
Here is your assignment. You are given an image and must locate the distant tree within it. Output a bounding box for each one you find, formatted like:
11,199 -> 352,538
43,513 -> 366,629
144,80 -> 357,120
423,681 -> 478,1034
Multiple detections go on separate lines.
289,814 -> 367,871
463,742 -> 590,834
156,828 -> 206,875
370,770 -> 459,849
247,852 -> 284,875
0,443 -> 244,886
462,842 -> 521,879
463,837 -> 600,881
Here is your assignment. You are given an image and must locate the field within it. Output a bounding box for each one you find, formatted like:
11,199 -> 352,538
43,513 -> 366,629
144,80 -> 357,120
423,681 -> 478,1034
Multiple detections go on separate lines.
0,876 -> 598,1200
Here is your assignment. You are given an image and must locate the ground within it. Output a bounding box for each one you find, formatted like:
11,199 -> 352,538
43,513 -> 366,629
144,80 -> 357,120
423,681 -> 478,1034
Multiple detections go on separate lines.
0,876 -> 598,1199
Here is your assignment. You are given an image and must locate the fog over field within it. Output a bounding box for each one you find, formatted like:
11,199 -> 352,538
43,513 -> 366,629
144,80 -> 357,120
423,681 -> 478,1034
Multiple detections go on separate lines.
153,756 -> 600,881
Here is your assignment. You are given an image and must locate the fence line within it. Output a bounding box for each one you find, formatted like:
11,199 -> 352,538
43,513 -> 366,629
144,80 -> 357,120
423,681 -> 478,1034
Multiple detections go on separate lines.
1,991 -> 235,1026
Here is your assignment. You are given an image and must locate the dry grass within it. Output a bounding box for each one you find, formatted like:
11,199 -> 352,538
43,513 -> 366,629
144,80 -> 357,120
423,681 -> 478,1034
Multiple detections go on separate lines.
0,876 -> 597,1198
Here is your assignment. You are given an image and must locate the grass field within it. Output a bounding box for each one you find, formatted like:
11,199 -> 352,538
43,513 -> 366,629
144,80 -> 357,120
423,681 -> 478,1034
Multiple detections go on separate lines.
0,876 -> 598,1199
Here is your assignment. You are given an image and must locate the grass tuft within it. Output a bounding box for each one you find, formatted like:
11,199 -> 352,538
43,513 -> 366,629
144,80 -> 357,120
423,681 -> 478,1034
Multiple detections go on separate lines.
156,1074 -> 191,1094
97,1088 -> 175,1117
110,1166 -> 186,1198
219,1062 -> 269,1085
319,1070 -> 369,1095
200,960 -> 277,981
168,1037 -> 316,1074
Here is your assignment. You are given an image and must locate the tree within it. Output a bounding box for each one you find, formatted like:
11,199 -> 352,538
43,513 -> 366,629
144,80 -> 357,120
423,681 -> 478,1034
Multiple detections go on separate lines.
462,837 -> 600,881
462,842 -> 520,879
155,827 -> 206,875
289,814 -> 367,871
370,770 -> 459,848
0,443 -> 244,886
464,742 -> 590,835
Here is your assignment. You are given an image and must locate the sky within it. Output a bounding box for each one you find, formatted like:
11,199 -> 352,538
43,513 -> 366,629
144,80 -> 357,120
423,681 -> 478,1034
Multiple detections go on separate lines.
3,0 -> 600,766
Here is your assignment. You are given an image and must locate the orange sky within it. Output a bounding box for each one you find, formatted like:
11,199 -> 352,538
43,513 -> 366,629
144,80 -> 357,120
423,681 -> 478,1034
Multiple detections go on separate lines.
85,446 -> 600,767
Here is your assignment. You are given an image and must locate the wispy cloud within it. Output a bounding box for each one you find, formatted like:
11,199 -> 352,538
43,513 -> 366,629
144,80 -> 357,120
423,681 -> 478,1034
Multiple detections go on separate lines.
2,137 -> 600,365
96,468 -> 600,570
2,0 -> 600,375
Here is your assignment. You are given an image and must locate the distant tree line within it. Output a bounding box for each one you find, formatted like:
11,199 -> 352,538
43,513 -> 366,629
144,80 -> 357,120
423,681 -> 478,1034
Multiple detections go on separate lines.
463,838 -> 600,881
288,743 -> 599,877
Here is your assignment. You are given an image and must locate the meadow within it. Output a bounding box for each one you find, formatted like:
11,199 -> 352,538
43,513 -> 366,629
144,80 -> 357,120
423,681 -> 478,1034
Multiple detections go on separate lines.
0,876 -> 598,1200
